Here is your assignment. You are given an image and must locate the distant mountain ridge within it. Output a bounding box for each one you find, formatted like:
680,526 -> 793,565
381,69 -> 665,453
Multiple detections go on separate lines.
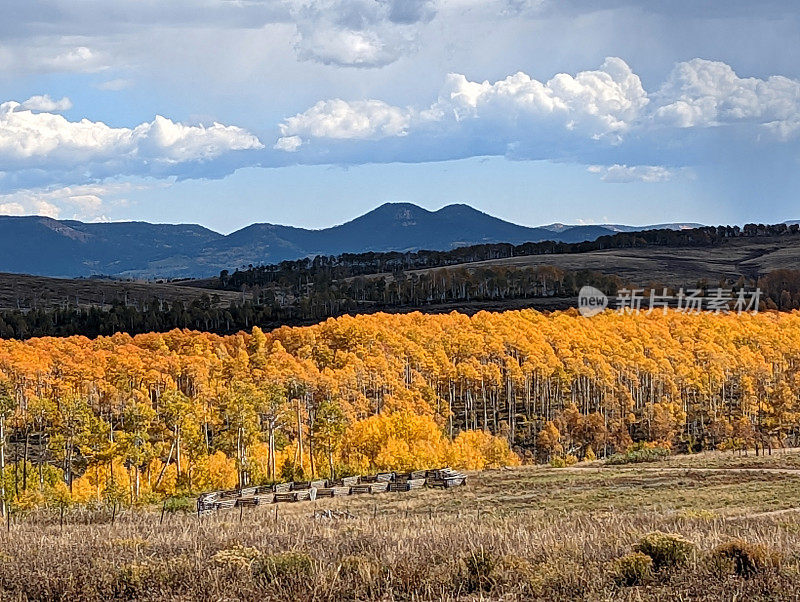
540,221 -> 704,233
0,203 -> 704,279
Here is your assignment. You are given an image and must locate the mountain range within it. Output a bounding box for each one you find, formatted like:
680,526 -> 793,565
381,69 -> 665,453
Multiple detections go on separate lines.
0,203 -> 704,279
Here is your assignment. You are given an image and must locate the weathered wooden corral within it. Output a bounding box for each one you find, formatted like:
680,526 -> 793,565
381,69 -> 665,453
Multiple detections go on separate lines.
196,467 -> 467,514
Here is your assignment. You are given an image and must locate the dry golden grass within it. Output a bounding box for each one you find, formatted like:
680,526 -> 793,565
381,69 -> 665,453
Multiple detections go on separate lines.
412,236 -> 799,285
3,454 -> 800,600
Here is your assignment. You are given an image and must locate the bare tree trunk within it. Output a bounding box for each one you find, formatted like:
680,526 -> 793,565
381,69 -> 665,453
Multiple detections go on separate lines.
175,425 -> 182,477
296,400 -> 304,473
66,439 -> 74,493
308,424 -> 315,478
22,430 -> 29,492
328,440 -> 335,481
268,424 -> 276,481
154,438 -> 176,491
0,416 -> 5,517
14,440 -> 19,498
237,426 -> 243,487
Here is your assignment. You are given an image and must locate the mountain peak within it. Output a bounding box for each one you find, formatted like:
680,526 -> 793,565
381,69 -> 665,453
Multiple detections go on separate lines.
351,202 -> 433,228
434,203 -> 488,217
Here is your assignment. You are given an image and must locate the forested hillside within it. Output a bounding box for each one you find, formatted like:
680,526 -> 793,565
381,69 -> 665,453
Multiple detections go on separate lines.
3,221 -> 800,340
0,266 -> 618,339
0,308 -> 798,508
210,222 -> 796,291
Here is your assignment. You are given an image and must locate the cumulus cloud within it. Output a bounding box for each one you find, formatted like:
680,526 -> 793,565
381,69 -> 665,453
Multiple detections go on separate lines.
290,0 -> 436,67
20,95 -> 73,112
432,57 -> 648,137
588,164 -> 674,183
654,58 -> 800,135
0,197 -> 61,219
274,57 -> 800,170
276,57 -> 649,151
0,182 -> 144,220
277,99 -> 414,149
0,102 -> 264,187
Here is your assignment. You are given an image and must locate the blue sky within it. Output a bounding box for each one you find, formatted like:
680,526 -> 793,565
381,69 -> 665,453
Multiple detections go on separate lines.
1,0 -> 799,233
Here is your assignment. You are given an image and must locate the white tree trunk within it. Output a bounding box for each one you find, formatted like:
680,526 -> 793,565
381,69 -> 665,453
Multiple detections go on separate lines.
0,416 -> 5,517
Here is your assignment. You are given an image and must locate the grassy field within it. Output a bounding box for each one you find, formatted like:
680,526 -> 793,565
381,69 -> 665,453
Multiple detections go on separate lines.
2,450 -> 800,600
405,236 -> 800,287
0,272 -> 245,311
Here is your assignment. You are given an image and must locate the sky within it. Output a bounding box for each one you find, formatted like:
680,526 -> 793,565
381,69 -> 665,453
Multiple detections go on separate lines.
1,0 -> 800,233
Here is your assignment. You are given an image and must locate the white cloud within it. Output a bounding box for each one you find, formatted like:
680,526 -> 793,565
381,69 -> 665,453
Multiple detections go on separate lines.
0,202 -> 27,216
0,198 -> 60,218
45,46 -> 106,72
293,27 -> 407,68
654,58 -> 800,134
290,0 -> 436,67
276,57 -> 649,151
274,57 -> 800,166
431,57 -> 648,139
0,43 -> 108,74
0,102 -> 264,184
277,99 -> 414,149
0,182 -> 146,220
20,95 -> 73,112
588,164 -> 674,183
273,135 -> 302,152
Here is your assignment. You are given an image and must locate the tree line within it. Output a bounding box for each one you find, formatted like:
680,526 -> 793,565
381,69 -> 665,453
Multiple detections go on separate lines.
215,222 -> 800,291
0,266 -> 620,340
5,265 -> 800,341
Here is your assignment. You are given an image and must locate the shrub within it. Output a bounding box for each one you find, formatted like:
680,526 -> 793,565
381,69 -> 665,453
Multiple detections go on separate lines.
113,556 -> 194,598
163,496 -> 194,514
115,561 -> 152,597
550,454 -> 578,468
526,558 -> 586,599
337,555 -> 387,598
677,508 -> 718,520
612,552 -> 653,586
462,549 -> 496,592
711,540 -> 780,578
253,551 -> 314,584
212,545 -> 262,570
489,554 -> 538,591
634,532 -> 695,571
339,554 -> 385,582
606,447 -> 670,465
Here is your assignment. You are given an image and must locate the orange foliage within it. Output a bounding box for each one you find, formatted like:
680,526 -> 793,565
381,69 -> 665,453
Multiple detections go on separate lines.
1,307 -> 797,506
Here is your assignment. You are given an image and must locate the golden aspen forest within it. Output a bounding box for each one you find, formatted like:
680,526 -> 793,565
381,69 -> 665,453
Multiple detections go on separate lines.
0,307 -> 796,509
